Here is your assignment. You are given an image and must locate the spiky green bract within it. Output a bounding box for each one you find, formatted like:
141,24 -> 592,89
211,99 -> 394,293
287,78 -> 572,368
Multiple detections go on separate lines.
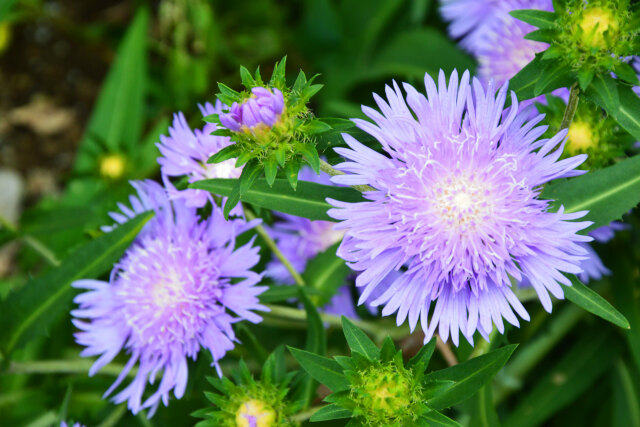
206,57 -> 328,218
195,348 -> 300,427
512,0 -> 640,93
535,95 -> 632,169
290,317 -> 466,426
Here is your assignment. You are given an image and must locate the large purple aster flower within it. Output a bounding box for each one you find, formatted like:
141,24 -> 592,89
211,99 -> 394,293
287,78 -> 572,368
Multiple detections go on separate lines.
157,101 -> 242,208
327,70 -> 592,345
71,180 -> 267,416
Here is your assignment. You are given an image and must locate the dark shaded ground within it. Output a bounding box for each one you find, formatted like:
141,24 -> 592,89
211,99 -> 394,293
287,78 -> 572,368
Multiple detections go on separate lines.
0,1 -> 134,192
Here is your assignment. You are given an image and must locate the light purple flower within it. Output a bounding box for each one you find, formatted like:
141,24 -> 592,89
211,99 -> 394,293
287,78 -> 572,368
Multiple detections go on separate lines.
71,180 -> 267,416
327,70 -> 592,346
440,0 -> 504,54
220,87 -> 285,132
475,0 -> 553,87
157,101 -> 242,208
60,422 -> 85,427
265,168 -> 345,285
579,222 -> 628,283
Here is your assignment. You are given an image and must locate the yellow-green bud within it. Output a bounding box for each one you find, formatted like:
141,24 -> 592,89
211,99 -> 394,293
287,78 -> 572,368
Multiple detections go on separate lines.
235,399 -> 277,427
99,154 -> 126,179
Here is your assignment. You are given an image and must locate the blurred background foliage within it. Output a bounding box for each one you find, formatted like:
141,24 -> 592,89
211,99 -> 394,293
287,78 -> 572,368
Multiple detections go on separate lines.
0,0 -> 638,426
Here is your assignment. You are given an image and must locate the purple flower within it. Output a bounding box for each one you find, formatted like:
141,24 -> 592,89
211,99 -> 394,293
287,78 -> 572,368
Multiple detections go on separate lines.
60,422 -> 85,427
157,101 -> 242,208
327,70 -> 592,346
71,180 -> 267,416
220,87 -> 285,132
265,168 -> 345,285
440,0 -> 504,54
474,0 -> 553,87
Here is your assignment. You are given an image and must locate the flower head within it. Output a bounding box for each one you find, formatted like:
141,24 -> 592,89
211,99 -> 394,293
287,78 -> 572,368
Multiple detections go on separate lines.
71,180 -> 267,415
157,101 -> 242,208
327,70 -> 592,345
220,87 -> 285,133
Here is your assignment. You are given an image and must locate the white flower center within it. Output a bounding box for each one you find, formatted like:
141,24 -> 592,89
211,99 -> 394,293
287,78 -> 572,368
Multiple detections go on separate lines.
151,273 -> 184,310
432,173 -> 494,234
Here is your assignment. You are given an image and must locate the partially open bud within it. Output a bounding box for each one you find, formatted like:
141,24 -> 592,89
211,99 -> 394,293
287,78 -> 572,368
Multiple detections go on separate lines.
577,6 -> 619,49
220,87 -> 285,133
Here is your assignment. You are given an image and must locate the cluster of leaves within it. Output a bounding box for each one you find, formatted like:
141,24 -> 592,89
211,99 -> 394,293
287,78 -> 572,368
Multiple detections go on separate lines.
510,1 -> 640,144
289,317 -> 517,426
205,57 -> 334,217
535,94 -> 633,168
195,347 -> 301,427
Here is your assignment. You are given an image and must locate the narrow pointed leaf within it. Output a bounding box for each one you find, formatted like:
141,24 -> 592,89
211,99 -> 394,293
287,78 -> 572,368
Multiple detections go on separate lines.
207,144 -> 240,164
425,345 -> 518,410
562,276 -> 629,329
342,316 -> 380,360
0,212 -> 152,356
191,178 -> 364,221
285,161 -> 301,190
542,154 -> 640,231
409,337 -> 437,369
534,60 -> 568,96
420,410 -> 463,427
510,9 -> 556,28
310,404 -> 352,422
302,241 -> 350,306
288,347 -> 350,392
264,156 -> 278,187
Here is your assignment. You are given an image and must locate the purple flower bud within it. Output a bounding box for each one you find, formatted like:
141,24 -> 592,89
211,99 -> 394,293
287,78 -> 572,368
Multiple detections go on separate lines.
219,87 -> 285,132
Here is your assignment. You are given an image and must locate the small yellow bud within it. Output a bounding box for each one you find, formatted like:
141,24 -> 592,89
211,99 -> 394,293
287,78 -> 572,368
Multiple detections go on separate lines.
567,121 -> 597,155
235,399 -> 277,427
578,7 -> 618,48
99,154 -> 127,179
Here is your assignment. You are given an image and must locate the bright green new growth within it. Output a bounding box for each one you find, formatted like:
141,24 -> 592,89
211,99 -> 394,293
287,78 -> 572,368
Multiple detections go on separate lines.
536,95 -> 629,169
348,360 -> 423,426
195,349 -> 300,427
554,0 -> 636,74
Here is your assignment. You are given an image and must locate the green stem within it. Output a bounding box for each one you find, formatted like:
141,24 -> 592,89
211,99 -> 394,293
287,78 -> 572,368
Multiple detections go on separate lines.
290,406 -> 322,422
4,359 -> 135,377
244,208 -> 306,287
559,82 -> 580,130
0,214 -> 61,267
264,304 -> 409,342
319,159 -> 376,193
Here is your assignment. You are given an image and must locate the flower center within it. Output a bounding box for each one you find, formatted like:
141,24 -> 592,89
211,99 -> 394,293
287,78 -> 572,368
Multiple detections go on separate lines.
567,121 -> 596,154
150,272 -> 185,310
578,7 -> 618,48
235,399 -> 277,427
431,173 -> 494,234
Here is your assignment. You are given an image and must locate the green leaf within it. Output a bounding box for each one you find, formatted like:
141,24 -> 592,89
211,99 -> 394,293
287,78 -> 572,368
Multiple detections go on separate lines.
420,410 -> 463,427
341,316 -> 380,360
288,348 -> 350,392
217,82 -> 242,105
0,212 -> 152,356
508,55 -> 571,103
207,144 -> 241,164
504,331 -> 620,427
270,56 -> 287,88
239,65 -> 257,89
303,242 -> 350,306
610,85 -> 640,141
300,288 -> 326,356
534,60 -> 568,96
586,74 -> 620,114
425,344 -> 517,410
577,68 -> 595,91
542,154 -> 640,231
611,257 -> 640,371
259,284 -> 323,303
74,8 -> 148,173
239,159 -> 262,195
301,120 -> 333,135
408,337 -> 437,369
285,161 -> 301,190
297,143 -> 320,174
510,9 -> 557,29
613,62 -> 640,86
264,156 -> 278,187
310,404 -> 352,422
469,386 -> 500,427
562,276 -> 629,329
222,181 -> 241,220
191,178 -> 364,221
612,360 -> 640,427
